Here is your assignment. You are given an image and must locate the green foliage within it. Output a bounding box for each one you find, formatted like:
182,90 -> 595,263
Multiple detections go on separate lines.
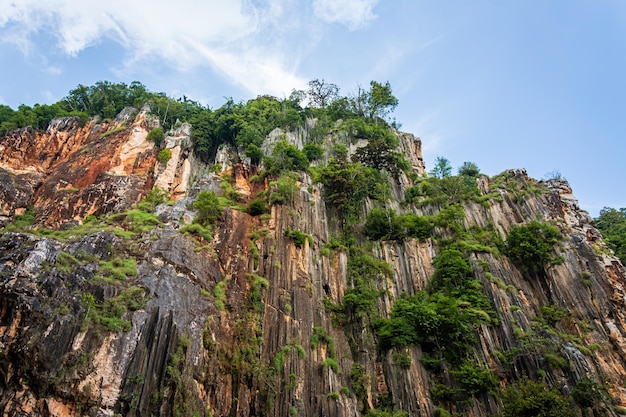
392,352 -> 412,369
192,191 -> 222,226
247,198 -> 268,216
284,229 -> 313,248
99,257 -> 137,282
147,127 -> 165,147
247,273 -> 269,314
350,365 -> 368,405
407,174 -> 480,206
157,148 -> 172,165
374,247 -> 494,365
490,170 -> 547,203
137,187 -> 169,212
450,361 -> 496,397
571,377 -> 606,409
327,392 -> 340,400
310,326 -> 335,358
213,280 -> 227,311
595,207 -> 626,264
348,80 -> 398,121
342,250 -> 392,320
107,209 -> 161,234
458,161 -> 481,177
505,219 -> 563,274
500,378 -> 576,417
180,223 -> 212,243
322,358 -> 339,373
269,173 -> 299,205
303,143 -> 324,161
245,143 -> 264,165
343,120 -> 408,176
316,156 -> 389,221
430,156 -> 452,178
363,208 -> 432,241
85,286 -> 148,332
12,207 -> 35,227
264,140 -> 309,176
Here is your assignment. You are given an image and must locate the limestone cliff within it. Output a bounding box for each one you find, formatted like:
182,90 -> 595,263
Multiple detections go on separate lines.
0,107 -> 625,417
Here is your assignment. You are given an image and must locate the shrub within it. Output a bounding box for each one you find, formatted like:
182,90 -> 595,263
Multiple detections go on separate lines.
264,140 -> 309,176
571,376 -> 606,408
284,229 -> 312,248
147,127 -> 165,146
192,191 -> 222,226
247,198 -> 268,216
270,174 -> 299,205
137,186 -> 169,212
505,219 -> 563,274
322,358 -> 339,373
245,143 -> 264,165
451,361 -> 496,397
303,143 -> 324,161
12,206 -> 36,227
157,148 -> 171,165
595,207 -> 626,264
180,223 -> 212,243
392,352 -> 412,369
501,379 -> 576,417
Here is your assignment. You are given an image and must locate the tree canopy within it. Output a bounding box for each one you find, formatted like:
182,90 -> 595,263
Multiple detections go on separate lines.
595,207 -> 626,264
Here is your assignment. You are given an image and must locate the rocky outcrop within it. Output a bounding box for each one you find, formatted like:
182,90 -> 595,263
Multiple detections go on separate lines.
0,113 -> 625,417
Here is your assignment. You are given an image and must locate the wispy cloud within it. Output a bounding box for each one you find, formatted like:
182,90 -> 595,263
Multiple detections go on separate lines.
0,0 -> 309,97
312,0 -> 380,30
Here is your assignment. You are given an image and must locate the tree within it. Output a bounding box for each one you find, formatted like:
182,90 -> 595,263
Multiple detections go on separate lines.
595,207 -> 626,264
458,161 -> 480,177
366,81 -> 398,120
429,156 -> 452,178
352,138 -> 408,176
193,191 -> 222,226
505,219 -> 562,275
147,127 -> 165,147
307,79 -> 339,107
263,140 -> 309,176
501,379 -> 576,417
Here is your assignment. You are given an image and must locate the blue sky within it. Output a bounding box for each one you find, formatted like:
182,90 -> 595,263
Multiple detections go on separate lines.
0,0 -> 624,217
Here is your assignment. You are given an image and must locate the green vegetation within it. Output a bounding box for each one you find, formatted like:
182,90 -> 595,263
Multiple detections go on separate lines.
310,326 -> 335,358
505,219 -> 563,275
192,191 -> 222,226
264,140 -> 309,176
247,197 -> 268,216
157,148 -> 172,165
213,280 -> 227,311
147,127 -> 165,146
316,152 -> 390,221
363,208 -> 432,241
322,358 -> 339,373
269,173 -> 299,205
83,286 -> 148,332
98,257 -> 137,282
500,379 -> 576,417
595,207 -> 626,264
284,229 -> 313,248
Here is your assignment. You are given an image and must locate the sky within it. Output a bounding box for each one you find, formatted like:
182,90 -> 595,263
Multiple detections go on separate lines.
0,0 -> 624,217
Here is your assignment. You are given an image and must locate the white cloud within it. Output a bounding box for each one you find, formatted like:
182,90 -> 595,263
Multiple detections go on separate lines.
312,0 -> 379,30
0,0 -> 307,97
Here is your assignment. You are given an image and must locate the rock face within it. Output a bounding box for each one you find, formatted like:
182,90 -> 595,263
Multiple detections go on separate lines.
0,109 -> 625,417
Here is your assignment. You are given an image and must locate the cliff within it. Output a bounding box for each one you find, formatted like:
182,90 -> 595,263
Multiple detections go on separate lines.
0,107 -> 625,417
